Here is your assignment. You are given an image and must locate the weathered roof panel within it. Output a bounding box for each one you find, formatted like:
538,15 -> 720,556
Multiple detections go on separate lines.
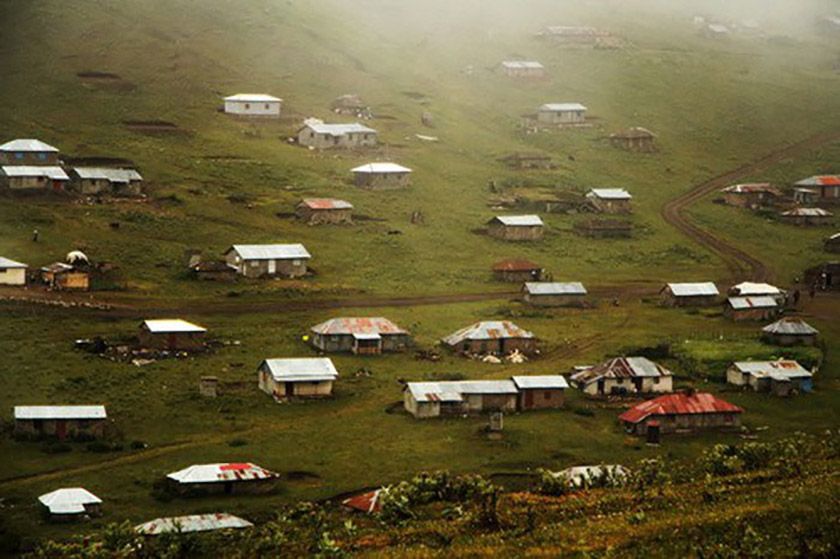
136,513 -> 253,534
666,282 -> 719,297
310,317 -> 408,336
142,319 -> 207,334
167,463 -> 279,484
0,139 -> 59,152
524,282 -> 587,295
261,358 -> 339,382
228,244 -> 311,260
15,405 -> 106,420
511,375 -> 569,389
442,321 -> 535,345
619,392 -> 742,424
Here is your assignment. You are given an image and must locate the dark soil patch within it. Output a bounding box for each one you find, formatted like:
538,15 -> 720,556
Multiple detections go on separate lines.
123,120 -> 185,134
285,470 -> 321,481
384,401 -> 404,414
78,71 -> 136,92
489,472 -> 539,491
276,211 -> 296,219
77,71 -> 121,80
471,227 -> 489,236
354,214 -> 386,222
63,156 -> 136,167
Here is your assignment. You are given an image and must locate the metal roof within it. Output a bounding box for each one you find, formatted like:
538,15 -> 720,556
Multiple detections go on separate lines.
762,318 -> 819,336
795,175 -> 840,187
72,167 -> 143,182
666,282 -> 719,297
539,103 -> 587,112
303,121 -> 377,135
524,282 -> 587,295
730,282 -> 782,296
310,317 -> 407,336
227,244 -> 311,260
224,93 -> 282,103
1,166 -> 69,180
38,488 -> 101,515
136,513 -> 253,535
551,465 -> 629,488
720,183 -> 779,194
502,61 -> 544,69
708,23 -> 730,33
260,358 -> 339,382
587,188 -> 632,200
299,198 -> 353,210
443,321 -> 534,345
619,392 -> 742,424
571,356 -> 672,386
489,215 -> 544,227
492,258 -> 541,272
15,405 -> 106,420
142,319 -> 207,334
731,360 -> 812,379
351,162 -> 411,174
342,489 -> 383,514
0,256 -> 27,269
407,380 -> 519,403
511,375 -> 569,389
726,296 -> 778,310
167,463 -> 279,484
0,139 -> 59,152
781,208 -> 833,217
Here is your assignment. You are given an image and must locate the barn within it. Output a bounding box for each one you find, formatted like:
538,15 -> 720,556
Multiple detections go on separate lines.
258,357 -> 339,400
723,296 -> 780,321
726,360 -> 813,396
1,165 -> 69,191
404,380 -> 519,419
619,392 -> 743,435
825,232 -> 840,253
492,259 -> 542,282
351,162 -> 412,189
0,138 -> 60,165
39,488 -> 102,521
570,356 -> 673,397
720,183 -> 781,209
309,317 -> 411,354
487,215 -> 544,241
661,282 -> 720,307
223,94 -> 282,117
296,198 -> 353,225
501,60 -> 545,78
586,188 -> 632,214
297,119 -> 377,149
609,127 -> 656,152
70,167 -> 143,196
225,244 -> 311,278
0,257 -> 27,286
794,175 -> 840,200
780,207 -> 834,226
762,317 -> 819,346
40,263 -> 89,291
442,320 -> 536,355
536,103 -> 587,125
522,282 -> 587,307
512,375 -> 568,410
166,463 -> 280,495
14,405 -> 107,440
139,319 -> 207,351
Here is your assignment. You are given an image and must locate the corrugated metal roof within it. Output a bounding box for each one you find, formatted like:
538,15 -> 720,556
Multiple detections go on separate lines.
795,175 -> 840,187
228,244 -> 311,260
142,319 -> 207,334
0,256 -> 27,268
492,258 -> 541,272
40,262 -> 75,274
762,318 -> 819,336
342,489 -> 383,514
299,198 -> 353,210
619,392 -> 742,424
310,317 -> 407,336
551,465 -> 629,488
502,61 -> 544,69
732,360 -> 812,379
781,208 -> 833,217
351,162 -> 411,174
135,513 -> 253,534
726,296 -> 778,310
0,139 -> 59,152
15,405 -> 106,420
1,166 -> 69,180
570,356 -> 672,386
708,23 -> 730,33
72,167 -> 143,182
224,94 -> 282,103
730,282 -> 782,296
407,380 -> 519,402
524,282 -> 587,295
167,463 -> 279,484
442,321 -> 534,345
260,358 -> 339,382
539,102 -> 587,112
587,188 -> 632,200
512,375 -> 569,389
720,183 -> 779,194
39,488 -> 101,514
666,282 -> 720,297
489,215 -> 544,227
303,121 -> 377,135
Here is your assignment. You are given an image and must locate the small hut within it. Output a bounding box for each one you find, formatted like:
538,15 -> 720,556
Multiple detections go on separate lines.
536,103 -> 586,125
574,219 -> 632,238
166,463 -> 280,495
501,61 -> 545,78
258,357 -> 339,400
497,152 -> 554,170
223,94 -> 282,117
40,262 -> 90,290
224,244 -> 311,278
487,215 -> 544,241
660,282 -> 719,307
720,183 -> 781,209
794,175 -> 840,200
492,259 -> 542,282
762,317 -> 819,346
609,127 -> 656,152
779,208 -> 834,226
309,317 -> 411,354
512,375 -> 568,410
0,138 -> 60,166
0,256 -> 27,285
139,319 -> 207,351
723,296 -> 780,321
14,405 -> 107,440
586,189 -> 632,214
39,488 -> 102,522
296,198 -> 353,225
297,119 -> 377,149
522,282 -> 587,307
825,233 -> 840,253
726,360 -> 813,396
352,162 -> 412,189
570,357 -> 673,397
619,392 -> 743,436
442,320 -> 536,355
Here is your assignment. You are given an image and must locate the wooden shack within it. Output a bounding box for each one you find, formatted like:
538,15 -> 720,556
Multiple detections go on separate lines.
297,119 -> 377,149
586,189 -> 632,214
41,263 -> 90,291
522,282 -> 587,307
331,94 -> 367,115
139,319 -> 207,351
351,162 -> 412,189
258,357 -> 339,400
492,259 -> 542,282
497,152 -> 554,170
309,317 -> 411,354
723,296 -> 780,321
720,183 -> 781,209
296,198 -> 353,225
0,138 -> 60,166
14,405 -> 107,440
780,208 -> 834,226
442,320 -> 536,355
609,127 -> 656,152
70,167 -> 143,196
224,244 -> 311,278
661,282 -> 720,307
512,375 -> 568,410
619,392 -> 743,435
487,215 -> 544,241
762,317 -> 819,346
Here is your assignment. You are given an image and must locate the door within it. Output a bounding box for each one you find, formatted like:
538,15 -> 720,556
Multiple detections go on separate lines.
55,420 -> 67,440
268,259 -> 277,275
285,382 -> 294,397
597,379 -> 605,394
524,390 -> 534,409
168,333 -> 177,350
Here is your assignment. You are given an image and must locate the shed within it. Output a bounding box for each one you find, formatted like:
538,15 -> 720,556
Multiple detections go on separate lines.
0,138 -> 60,165
224,244 -> 311,278
522,282 -> 587,307
0,256 -> 27,286
331,94 -> 367,116
136,513 -> 253,535
661,282 -> 720,307
780,207 -> 834,226
570,356 -> 673,397
442,320 -> 536,355
1,165 -> 69,191
762,317 -> 819,346
574,218 -> 632,238
297,119 -> 377,149
224,94 -> 282,117
501,60 -> 545,78
724,296 -> 780,321
166,463 -> 280,495
487,215 -> 544,241
609,127 -> 656,152
14,405 -> 107,440
794,175 -> 840,200
729,281 -> 784,304
351,162 -> 412,189
139,319 -> 207,351
825,232 -> 840,253
70,167 -> 143,196
296,198 -> 353,225
536,103 -> 587,125
498,152 -> 554,170
726,360 -> 813,396
40,262 -> 89,291
258,357 -> 339,399
309,317 -> 411,354
619,392 -> 743,435
492,258 -> 542,282
404,380 -> 519,419
512,375 -> 568,410
720,183 -> 781,209
704,23 -> 731,37
39,488 -> 102,521
586,188 -> 632,214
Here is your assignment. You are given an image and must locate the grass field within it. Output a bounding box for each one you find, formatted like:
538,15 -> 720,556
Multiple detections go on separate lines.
1,0 -> 839,552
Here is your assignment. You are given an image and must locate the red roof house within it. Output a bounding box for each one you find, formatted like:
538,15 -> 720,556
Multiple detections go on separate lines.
619,392 -> 743,435
492,258 -> 542,282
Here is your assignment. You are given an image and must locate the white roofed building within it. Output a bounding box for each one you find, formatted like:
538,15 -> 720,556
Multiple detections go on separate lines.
39,488 -> 102,520
258,357 -> 339,400
14,405 -> 107,440
352,162 -> 412,189
166,462 -> 280,495
70,167 -> 143,196
762,317 -> 819,346
0,256 -> 27,286
512,375 -> 569,410
586,188 -> 633,214
724,296 -> 780,321
0,138 -> 60,165
661,282 -> 720,307
297,118 -> 377,149
224,243 -> 311,279
404,380 -> 519,418
537,103 -> 587,125
139,319 -> 207,351
523,282 -> 587,307
309,317 -> 411,354
1,165 -> 69,191
727,360 -> 813,396
224,94 -> 282,117
501,60 -> 546,78
570,356 -> 673,397
487,215 -> 545,241
136,513 -> 253,535
780,207 -> 834,226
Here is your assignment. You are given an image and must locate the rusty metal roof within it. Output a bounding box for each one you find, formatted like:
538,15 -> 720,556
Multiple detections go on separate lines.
731,360 -> 812,380
571,356 -> 672,386
135,513 -> 253,534
442,321 -> 535,345
407,380 -> 518,403
299,198 -> 353,210
619,392 -> 742,424
342,489 -> 383,514
167,463 -> 279,484
310,317 -> 408,336
795,175 -> 840,187
726,296 -> 778,310
492,258 -> 540,272
762,318 -> 819,336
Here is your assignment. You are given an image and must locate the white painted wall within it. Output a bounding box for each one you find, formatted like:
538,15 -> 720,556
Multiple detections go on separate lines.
224,100 -> 281,116
0,267 -> 26,285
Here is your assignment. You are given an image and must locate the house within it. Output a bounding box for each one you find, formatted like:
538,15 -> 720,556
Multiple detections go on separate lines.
296,198 -> 353,225
794,175 -> 840,200
570,356 -> 673,397
14,405 -> 107,440
574,218 -> 632,238
492,259 -> 542,282
166,463 -> 280,495
404,380 -> 519,419
0,257 -> 27,286
762,317 -> 819,346
726,360 -> 813,396
619,392 -> 743,435
536,103 -> 587,125
331,94 -> 367,116
498,152 -> 554,170
512,375 -> 568,410
40,263 -> 90,291
825,232 -> 840,253
309,317 -> 411,354
135,513 -> 253,535
780,207 -> 834,226
297,119 -> 377,149
70,167 -> 143,196
223,94 -> 282,117
258,357 -> 339,400
522,282 -> 587,307
442,320 -> 536,355
729,281 -> 785,304
487,215 -> 544,241
224,244 -> 311,278
609,128 -> 656,152
793,188 -> 820,205
661,282 -> 720,306
39,488 -> 102,521
586,188 -> 632,214
724,296 -> 780,321
501,61 -> 545,78
1,166 -> 69,191
139,319 -> 207,351
720,183 -> 781,209
351,162 -> 412,189
0,138 -> 60,165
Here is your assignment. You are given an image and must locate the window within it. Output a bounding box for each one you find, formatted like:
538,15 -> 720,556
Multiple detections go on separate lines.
292,259 -> 301,266
37,153 -> 47,161
14,152 -> 24,160
264,104 -> 270,110
544,392 -> 551,400
653,377 -> 660,384
245,103 -> 251,109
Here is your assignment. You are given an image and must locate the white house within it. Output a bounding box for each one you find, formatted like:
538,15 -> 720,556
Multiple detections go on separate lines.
224,244 -> 311,279
537,103 -> 587,125
0,138 -> 60,165
1,166 -> 69,191
258,357 -> 339,399
39,488 -> 102,519
0,257 -> 27,285
351,162 -> 412,189
297,119 -> 377,149
223,94 -> 282,117
570,356 -> 674,397
727,360 -> 813,396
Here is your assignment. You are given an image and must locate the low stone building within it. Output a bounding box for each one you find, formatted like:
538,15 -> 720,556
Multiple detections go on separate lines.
0,138 -> 60,166
351,162 -> 412,189
404,380 -> 519,419
723,296 -> 780,321
487,215 -> 544,241
0,256 -> 27,286
1,165 -> 69,191
497,152 -> 554,170
309,317 -> 411,354
258,357 -> 339,400
166,463 -> 280,495
296,198 -> 353,225
297,119 -> 377,149
522,282 -> 587,307
501,61 -> 545,78
779,207 -> 834,226
442,320 -> 536,355
536,103 -> 587,125
139,319 -> 207,351
512,375 -> 568,410
726,360 -> 813,396
661,282 -> 720,307
824,232 -> 840,253
609,127 -> 656,152
586,188 -> 632,214
39,488 -> 102,522
223,94 -> 282,117
41,262 -> 89,291
224,244 -> 311,279
14,405 -> 107,440
794,175 -> 840,201
619,392 -> 743,436
574,218 -> 632,238
70,167 -> 143,196
762,317 -> 819,346
492,259 -> 542,282
570,356 -> 673,397
720,183 -> 781,209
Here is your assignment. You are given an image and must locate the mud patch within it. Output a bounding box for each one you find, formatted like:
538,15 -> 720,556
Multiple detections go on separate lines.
285,471 -> 321,485
489,472 -> 538,491
276,211 -> 296,219
123,120 -> 186,134
78,71 -> 136,91
354,214 -> 386,222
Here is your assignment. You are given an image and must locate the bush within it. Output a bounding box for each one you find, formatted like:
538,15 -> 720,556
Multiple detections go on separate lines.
40,442 -> 71,454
